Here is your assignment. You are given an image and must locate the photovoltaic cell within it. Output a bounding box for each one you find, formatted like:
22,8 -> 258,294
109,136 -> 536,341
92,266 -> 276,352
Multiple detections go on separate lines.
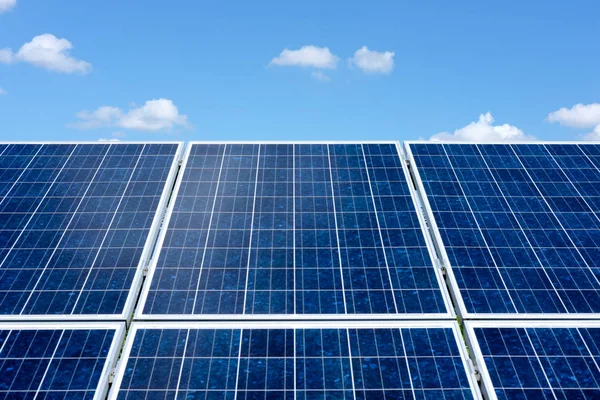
0,322 -> 124,400
110,322 -> 477,399
467,322 -> 600,400
408,142 -> 600,316
140,143 -> 449,317
0,143 -> 181,318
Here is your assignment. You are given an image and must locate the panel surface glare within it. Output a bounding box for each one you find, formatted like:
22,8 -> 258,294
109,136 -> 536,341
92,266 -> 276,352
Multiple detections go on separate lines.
111,325 -> 476,399
141,143 -> 449,316
0,143 -> 180,317
409,143 -> 600,316
468,323 -> 600,399
0,323 -> 123,399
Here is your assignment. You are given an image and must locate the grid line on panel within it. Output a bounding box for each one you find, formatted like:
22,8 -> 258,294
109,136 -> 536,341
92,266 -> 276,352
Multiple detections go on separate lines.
70,144 -> 146,313
18,144 -> 113,315
509,144 -> 600,288
327,145 -> 348,314
0,145 -> 44,206
190,145 -> 227,314
442,144 -> 517,312
475,145 -> 569,314
241,145 -> 261,315
32,330 -> 66,399
0,145 -> 78,271
361,143 -> 399,314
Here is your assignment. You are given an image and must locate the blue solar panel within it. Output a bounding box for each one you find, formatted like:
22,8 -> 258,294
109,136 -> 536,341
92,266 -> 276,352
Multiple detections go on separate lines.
408,142 -> 600,316
140,143 -> 450,317
467,322 -> 600,399
0,142 -> 181,318
110,322 -> 478,399
0,322 -> 124,399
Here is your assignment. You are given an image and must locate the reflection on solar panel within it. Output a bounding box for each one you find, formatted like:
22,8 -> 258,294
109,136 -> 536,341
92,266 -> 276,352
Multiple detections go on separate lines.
408,142 -> 600,317
0,142 -> 181,319
466,321 -> 600,400
139,142 -> 450,318
0,322 -> 124,400
109,322 -> 478,399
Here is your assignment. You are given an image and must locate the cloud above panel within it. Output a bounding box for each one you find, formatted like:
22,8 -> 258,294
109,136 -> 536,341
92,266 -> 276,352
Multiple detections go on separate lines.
430,112 -> 535,142
349,46 -> 394,74
0,87 -> 5,95
0,34 -> 91,74
0,0 -> 16,13
270,45 -> 339,69
547,103 -> 600,140
70,99 -> 189,132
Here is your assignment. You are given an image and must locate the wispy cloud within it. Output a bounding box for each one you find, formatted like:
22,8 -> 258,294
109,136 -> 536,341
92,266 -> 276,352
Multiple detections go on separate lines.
71,99 -> 189,132
270,46 -> 339,69
311,71 -> 330,82
0,0 -> 16,13
0,34 -> 91,74
349,46 -> 394,74
430,112 -> 534,142
0,87 -> 5,95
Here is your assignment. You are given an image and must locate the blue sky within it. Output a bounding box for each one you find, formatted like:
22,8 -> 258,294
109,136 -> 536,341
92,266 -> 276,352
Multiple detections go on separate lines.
1,0 -> 599,142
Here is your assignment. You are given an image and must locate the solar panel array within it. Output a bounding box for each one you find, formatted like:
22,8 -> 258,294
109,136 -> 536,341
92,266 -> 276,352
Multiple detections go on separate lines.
111,322 -> 476,400
139,143 -> 451,317
16,140 -> 600,399
0,143 -> 181,319
407,141 -> 600,399
0,322 -> 124,400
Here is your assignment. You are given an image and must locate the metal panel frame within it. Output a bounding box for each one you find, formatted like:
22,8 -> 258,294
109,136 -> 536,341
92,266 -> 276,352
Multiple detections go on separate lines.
108,320 -> 481,399
0,321 -> 125,400
405,140 -> 600,319
464,320 -> 600,400
0,142 -> 184,321
136,141 -> 455,320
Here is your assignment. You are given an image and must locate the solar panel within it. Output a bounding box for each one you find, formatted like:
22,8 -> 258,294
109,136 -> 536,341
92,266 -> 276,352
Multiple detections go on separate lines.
108,321 -> 480,399
0,322 -> 124,399
0,142 -> 182,319
138,142 -> 452,318
466,321 -> 600,400
407,142 -> 600,317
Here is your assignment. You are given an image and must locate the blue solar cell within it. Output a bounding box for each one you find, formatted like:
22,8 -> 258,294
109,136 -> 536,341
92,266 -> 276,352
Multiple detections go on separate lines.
470,323 -> 600,399
409,142 -> 600,315
142,143 -> 448,316
0,323 -> 122,399
0,143 -> 180,318
112,325 -> 477,399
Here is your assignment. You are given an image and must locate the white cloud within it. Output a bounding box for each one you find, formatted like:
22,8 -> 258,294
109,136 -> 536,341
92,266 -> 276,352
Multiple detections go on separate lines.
583,126 -> 600,141
547,103 -> 600,128
270,46 -> 338,69
71,99 -> 188,132
0,0 -> 16,13
547,103 -> 600,140
430,112 -> 534,142
0,34 -> 91,74
311,71 -> 330,82
0,87 -> 5,95
350,46 -> 394,74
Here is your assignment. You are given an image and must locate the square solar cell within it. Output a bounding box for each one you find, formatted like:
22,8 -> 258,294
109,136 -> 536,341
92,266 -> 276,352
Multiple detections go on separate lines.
0,322 -> 124,399
407,142 -> 600,318
466,321 -> 600,400
0,142 -> 182,320
138,142 -> 452,318
109,321 -> 480,399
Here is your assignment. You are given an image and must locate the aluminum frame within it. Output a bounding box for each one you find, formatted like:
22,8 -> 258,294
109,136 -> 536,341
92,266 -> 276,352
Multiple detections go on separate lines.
0,321 -> 125,400
135,141 -> 455,320
464,320 -> 600,400
0,142 -> 184,322
108,319 -> 482,400
405,140 -> 600,320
